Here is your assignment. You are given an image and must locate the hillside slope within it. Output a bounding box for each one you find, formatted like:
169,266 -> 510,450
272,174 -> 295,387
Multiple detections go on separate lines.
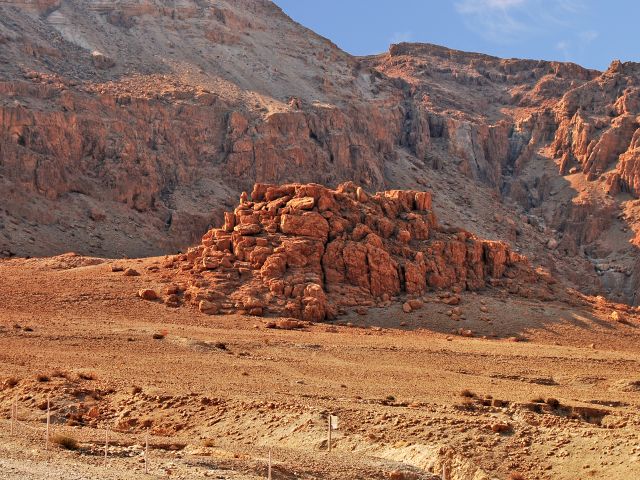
0,0 -> 639,303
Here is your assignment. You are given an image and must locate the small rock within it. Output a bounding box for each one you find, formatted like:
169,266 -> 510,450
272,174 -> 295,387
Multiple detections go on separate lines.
199,300 -> 219,315
123,268 -> 140,276
490,421 -> 512,433
443,295 -> 460,305
138,289 -> 157,301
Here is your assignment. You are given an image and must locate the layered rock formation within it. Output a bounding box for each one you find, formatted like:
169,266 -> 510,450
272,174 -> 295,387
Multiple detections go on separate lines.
165,184 -> 554,321
0,0 -> 639,304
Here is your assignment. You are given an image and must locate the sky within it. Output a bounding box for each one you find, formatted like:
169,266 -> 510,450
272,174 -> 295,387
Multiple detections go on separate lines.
273,0 -> 638,71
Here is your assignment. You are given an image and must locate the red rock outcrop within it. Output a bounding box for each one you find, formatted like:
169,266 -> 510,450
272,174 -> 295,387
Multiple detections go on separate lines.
165,183 -> 555,321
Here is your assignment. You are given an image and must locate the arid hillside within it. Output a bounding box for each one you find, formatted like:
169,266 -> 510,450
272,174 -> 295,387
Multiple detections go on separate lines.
1,0 -> 639,304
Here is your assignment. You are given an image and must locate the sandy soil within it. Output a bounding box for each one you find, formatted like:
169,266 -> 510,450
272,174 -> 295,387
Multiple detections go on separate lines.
1,255 -> 639,479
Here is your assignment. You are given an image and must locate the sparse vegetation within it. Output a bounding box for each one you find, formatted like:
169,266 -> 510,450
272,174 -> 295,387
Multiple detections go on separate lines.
545,398 -> 560,408
36,374 -> 50,382
5,377 -> 19,388
52,434 -> 79,450
460,389 -> 476,398
131,385 -> 142,395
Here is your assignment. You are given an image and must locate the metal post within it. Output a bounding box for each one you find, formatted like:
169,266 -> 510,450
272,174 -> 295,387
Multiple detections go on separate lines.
45,396 -> 50,451
104,425 -> 109,465
144,428 -> 149,474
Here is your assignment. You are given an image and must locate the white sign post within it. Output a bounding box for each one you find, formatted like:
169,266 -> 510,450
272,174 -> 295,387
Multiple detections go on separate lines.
327,415 -> 338,452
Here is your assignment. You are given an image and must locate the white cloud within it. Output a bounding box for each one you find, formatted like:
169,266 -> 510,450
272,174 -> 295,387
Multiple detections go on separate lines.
455,0 -> 527,14
455,0 -> 589,44
556,40 -> 570,60
390,31 -> 414,44
454,0 -> 530,42
580,30 -> 599,42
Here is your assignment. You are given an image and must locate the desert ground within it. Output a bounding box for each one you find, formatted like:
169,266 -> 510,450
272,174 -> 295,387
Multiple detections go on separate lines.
1,254 -> 639,480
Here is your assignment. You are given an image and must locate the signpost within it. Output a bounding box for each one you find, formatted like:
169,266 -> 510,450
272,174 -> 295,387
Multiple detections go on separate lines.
327,415 -> 338,452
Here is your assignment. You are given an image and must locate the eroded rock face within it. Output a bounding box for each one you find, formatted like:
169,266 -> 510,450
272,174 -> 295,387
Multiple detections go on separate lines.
167,183 -> 555,321
1,1 -> 639,304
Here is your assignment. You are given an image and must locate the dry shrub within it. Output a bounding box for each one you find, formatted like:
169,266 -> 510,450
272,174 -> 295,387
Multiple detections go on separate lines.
36,374 -> 50,382
460,389 -> 475,398
545,398 -> 560,408
5,377 -> 19,388
52,434 -> 79,450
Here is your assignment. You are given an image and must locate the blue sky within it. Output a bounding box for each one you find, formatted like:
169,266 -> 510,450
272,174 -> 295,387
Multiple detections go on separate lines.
273,0 -> 638,71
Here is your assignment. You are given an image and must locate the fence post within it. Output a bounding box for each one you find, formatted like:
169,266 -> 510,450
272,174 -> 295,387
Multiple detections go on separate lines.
45,396 -> 50,451
144,428 -> 149,474
104,425 -> 109,465
327,416 -> 332,452
11,396 -> 17,436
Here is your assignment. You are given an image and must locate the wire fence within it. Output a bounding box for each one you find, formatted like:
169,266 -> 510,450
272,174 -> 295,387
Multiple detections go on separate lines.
4,395 -> 450,479
5,394 -> 164,474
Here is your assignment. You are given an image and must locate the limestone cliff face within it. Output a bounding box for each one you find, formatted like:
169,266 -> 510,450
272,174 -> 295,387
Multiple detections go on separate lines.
369,44 -> 640,304
1,1 -> 639,303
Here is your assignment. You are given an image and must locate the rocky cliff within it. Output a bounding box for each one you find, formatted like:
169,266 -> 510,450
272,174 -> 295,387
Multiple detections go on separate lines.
160,183 -> 556,321
0,0 -> 639,303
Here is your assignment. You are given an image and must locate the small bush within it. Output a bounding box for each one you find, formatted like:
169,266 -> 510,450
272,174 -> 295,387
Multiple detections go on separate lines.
460,389 -> 475,398
5,377 -> 19,388
36,374 -> 50,382
385,395 -> 396,402
131,385 -> 142,395
52,434 -> 79,450
545,398 -> 560,408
